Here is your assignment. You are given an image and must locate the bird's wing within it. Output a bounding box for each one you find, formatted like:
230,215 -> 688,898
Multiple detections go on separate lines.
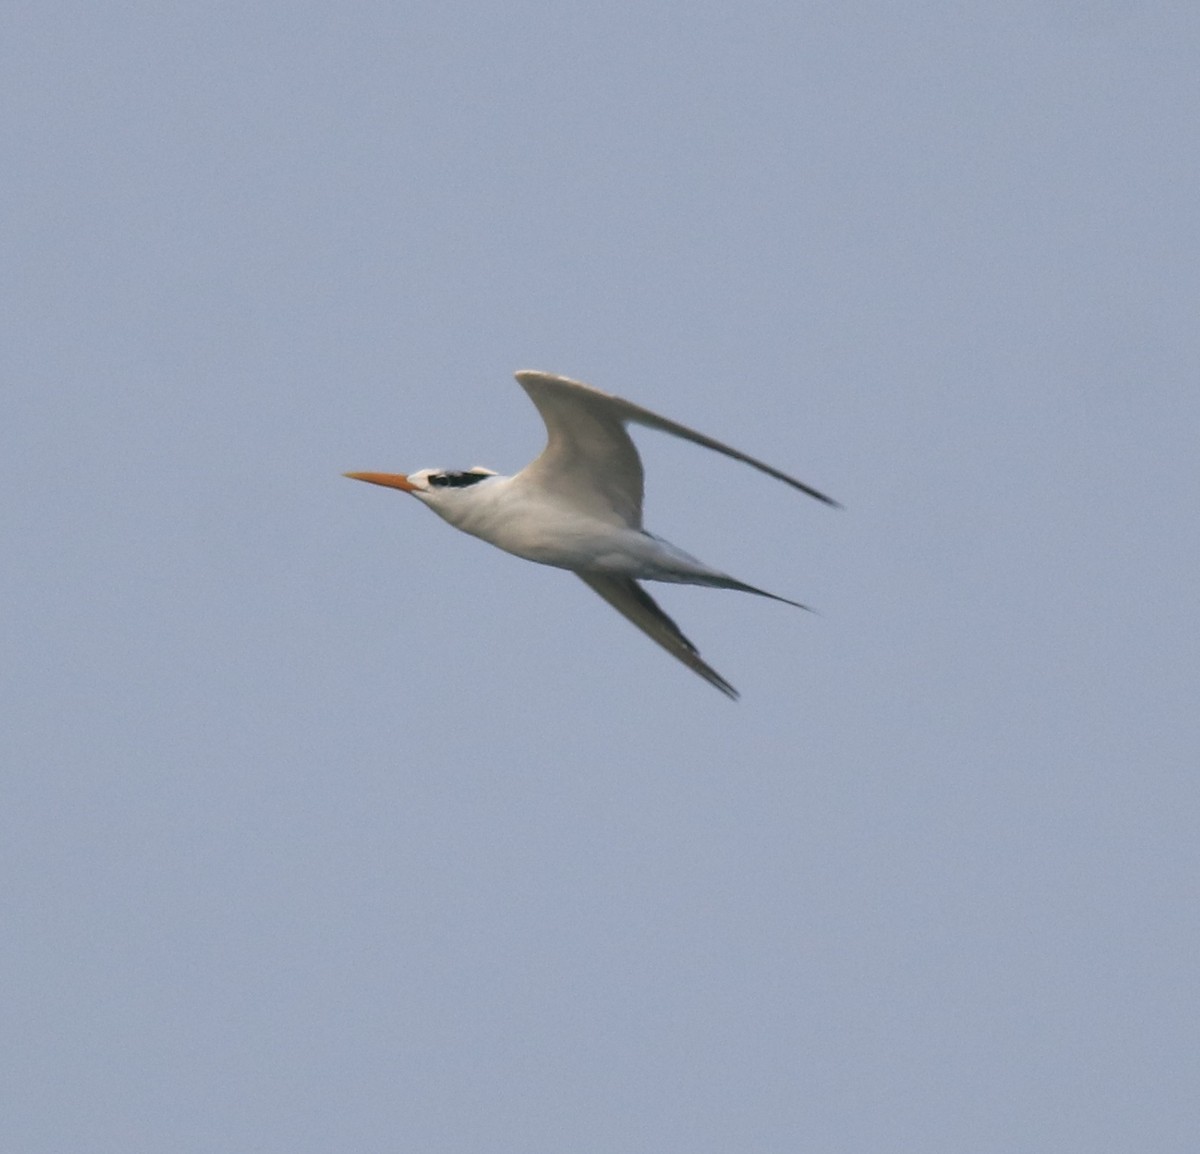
577,573 -> 739,700
515,371 -> 839,528
514,371 -> 647,528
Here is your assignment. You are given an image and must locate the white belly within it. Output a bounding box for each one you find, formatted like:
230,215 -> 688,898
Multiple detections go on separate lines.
430,477 -> 723,582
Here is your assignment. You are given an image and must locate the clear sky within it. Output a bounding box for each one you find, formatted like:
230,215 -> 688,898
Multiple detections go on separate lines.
4,3 -> 1198,1151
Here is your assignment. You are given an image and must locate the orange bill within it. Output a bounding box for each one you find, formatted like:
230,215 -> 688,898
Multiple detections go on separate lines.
343,471 -> 417,492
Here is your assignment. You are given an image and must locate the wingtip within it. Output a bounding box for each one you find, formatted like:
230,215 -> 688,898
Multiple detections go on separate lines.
696,667 -> 741,701
797,484 -> 842,509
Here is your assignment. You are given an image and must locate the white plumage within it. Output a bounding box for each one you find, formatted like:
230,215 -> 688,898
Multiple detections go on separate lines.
346,371 -> 837,699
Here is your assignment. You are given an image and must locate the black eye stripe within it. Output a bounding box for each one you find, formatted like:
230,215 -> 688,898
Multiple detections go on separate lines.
430,471 -> 490,488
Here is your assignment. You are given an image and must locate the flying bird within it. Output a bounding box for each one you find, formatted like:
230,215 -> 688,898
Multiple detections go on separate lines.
345,371 -> 837,699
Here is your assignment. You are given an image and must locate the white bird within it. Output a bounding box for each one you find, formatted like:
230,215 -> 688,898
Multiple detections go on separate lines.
346,371 -> 837,699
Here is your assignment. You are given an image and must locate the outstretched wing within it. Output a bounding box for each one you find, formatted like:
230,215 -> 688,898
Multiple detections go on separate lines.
514,371 -> 647,528
514,371 -> 839,530
577,573 -> 739,700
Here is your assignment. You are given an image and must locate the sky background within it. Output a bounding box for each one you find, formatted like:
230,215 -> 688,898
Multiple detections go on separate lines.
3,3 -> 1198,1151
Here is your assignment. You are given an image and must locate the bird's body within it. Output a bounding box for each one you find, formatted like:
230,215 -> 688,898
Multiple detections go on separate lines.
421,473 -> 734,584
346,371 -> 836,699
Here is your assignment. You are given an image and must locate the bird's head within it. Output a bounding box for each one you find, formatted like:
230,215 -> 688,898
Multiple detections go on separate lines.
344,466 -> 499,508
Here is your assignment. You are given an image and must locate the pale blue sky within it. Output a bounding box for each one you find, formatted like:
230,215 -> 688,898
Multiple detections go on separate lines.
4,3 -> 1198,1151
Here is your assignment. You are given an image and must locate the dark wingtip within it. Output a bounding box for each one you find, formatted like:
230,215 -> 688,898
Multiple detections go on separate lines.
784,475 -> 842,508
807,486 -> 843,509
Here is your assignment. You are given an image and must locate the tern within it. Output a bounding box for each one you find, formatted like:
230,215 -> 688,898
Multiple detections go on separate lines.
346,371 -> 837,699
